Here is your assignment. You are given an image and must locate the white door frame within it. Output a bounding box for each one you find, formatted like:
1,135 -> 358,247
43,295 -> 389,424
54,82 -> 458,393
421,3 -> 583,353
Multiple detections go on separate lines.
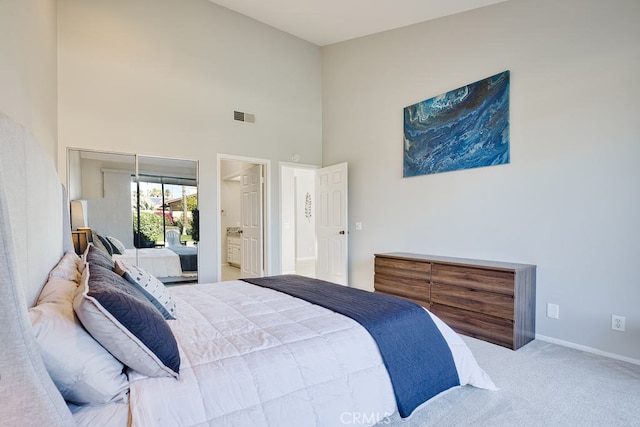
217,154 -> 271,282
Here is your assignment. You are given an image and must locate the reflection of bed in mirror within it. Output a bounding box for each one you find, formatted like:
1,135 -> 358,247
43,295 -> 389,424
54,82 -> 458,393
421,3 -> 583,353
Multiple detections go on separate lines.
94,231 -> 196,283
165,229 -> 198,272
166,246 -> 197,272
112,248 -> 183,279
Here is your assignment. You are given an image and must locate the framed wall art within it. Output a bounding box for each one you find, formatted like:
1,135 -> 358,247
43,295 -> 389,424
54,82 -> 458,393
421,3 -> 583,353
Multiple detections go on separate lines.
403,70 -> 510,177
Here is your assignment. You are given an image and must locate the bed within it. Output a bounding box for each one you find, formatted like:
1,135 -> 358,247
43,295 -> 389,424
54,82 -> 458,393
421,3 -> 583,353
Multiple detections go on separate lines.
0,112 -> 496,426
113,248 -> 184,278
165,228 -> 198,272
167,245 -> 198,272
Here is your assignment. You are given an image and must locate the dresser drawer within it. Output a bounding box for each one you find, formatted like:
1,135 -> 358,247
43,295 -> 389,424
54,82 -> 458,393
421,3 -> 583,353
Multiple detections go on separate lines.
374,273 -> 430,307
432,264 -> 514,295
431,283 -> 514,320
375,257 -> 431,280
431,303 -> 515,349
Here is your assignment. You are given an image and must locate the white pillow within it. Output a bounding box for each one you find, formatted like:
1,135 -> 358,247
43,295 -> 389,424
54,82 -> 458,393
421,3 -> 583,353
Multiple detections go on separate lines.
48,251 -> 82,284
114,260 -> 177,320
29,276 -> 129,405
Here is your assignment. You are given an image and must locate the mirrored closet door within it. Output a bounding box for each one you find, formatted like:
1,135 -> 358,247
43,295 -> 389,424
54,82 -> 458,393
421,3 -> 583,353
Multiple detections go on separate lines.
68,149 -> 198,284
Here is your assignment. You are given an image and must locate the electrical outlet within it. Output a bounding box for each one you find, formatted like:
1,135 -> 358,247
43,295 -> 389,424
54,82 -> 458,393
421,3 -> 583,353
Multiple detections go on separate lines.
547,303 -> 559,319
611,315 -> 626,332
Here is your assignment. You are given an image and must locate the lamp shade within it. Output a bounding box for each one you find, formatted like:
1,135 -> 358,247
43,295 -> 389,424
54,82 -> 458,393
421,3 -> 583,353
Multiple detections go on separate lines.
70,199 -> 88,231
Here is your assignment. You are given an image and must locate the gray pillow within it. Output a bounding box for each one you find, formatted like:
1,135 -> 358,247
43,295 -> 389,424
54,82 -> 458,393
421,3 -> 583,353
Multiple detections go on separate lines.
73,263 -> 180,378
85,244 -> 114,270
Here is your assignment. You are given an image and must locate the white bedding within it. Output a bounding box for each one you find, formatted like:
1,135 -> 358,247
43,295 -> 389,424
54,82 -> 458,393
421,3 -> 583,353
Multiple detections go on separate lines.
126,280 -> 495,426
113,248 -> 182,278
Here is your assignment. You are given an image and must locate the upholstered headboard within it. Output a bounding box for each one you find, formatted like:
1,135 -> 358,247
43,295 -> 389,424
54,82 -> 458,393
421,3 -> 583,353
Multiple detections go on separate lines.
0,112 -> 75,424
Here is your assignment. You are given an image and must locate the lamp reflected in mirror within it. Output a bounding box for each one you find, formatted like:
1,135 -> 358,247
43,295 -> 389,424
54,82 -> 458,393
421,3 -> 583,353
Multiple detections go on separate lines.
70,199 -> 88,230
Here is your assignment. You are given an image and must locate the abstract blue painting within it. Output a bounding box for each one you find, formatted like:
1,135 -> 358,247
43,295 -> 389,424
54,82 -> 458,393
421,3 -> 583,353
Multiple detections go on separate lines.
403,71 -> 510,177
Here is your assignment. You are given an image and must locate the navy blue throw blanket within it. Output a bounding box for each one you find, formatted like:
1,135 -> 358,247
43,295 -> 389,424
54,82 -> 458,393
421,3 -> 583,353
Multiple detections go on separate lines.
241,275 -> 460,417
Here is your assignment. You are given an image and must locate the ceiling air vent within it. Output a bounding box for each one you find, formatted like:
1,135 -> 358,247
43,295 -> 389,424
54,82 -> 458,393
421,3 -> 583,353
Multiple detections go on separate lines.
234,111 -> 255,124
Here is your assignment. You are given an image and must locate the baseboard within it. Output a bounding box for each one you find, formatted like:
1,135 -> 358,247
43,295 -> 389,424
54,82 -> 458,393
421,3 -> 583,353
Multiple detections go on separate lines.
536,334 -> 640,366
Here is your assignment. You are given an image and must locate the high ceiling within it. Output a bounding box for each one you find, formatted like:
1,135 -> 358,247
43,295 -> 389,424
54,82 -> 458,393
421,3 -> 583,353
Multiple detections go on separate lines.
208,0 -> 510,46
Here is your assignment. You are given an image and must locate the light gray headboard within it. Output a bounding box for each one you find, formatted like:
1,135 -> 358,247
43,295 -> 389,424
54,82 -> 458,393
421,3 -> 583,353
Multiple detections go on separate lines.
0,112 -> 75,424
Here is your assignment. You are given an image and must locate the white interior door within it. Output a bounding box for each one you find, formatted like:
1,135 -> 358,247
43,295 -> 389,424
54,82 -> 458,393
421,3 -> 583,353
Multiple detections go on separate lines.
240,164 -> 263,278
315,162 -> 348,285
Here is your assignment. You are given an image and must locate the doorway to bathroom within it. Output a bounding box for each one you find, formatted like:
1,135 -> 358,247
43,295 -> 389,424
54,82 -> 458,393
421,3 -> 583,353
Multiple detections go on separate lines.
219,155 -> 269,282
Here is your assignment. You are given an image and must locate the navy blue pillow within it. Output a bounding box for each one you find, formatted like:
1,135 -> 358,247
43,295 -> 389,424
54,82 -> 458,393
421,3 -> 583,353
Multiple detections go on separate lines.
74,263 -> 180,378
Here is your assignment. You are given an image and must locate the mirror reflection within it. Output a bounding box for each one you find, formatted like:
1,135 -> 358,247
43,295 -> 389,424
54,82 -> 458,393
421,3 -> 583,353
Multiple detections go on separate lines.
68,149 -> 198,284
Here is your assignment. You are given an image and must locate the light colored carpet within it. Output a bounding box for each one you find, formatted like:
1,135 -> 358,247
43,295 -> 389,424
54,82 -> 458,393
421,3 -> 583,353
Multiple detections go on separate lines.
383,337 -> 640,426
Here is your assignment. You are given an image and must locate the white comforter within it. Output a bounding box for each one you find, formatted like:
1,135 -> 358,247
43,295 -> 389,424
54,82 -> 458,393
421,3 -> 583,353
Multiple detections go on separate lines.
113,248 -> 183,278
128,280 -> 495,426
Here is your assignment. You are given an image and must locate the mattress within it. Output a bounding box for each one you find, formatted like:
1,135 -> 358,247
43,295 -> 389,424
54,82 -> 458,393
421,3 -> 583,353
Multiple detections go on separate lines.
126,280 -> 495,426
113,248 -> 183,278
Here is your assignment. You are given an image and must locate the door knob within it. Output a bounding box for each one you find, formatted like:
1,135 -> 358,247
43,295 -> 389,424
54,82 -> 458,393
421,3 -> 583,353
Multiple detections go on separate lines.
339,230 -> 345,235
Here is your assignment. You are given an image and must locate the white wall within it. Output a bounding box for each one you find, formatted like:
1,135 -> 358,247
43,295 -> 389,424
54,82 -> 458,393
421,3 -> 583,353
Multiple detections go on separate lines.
0,0 -> 57,160
57,0 -> 323,282
322,0 -> 640,360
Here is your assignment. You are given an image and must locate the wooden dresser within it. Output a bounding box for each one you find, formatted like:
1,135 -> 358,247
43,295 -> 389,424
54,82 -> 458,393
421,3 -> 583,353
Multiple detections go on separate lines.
374,252 -> 536,350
